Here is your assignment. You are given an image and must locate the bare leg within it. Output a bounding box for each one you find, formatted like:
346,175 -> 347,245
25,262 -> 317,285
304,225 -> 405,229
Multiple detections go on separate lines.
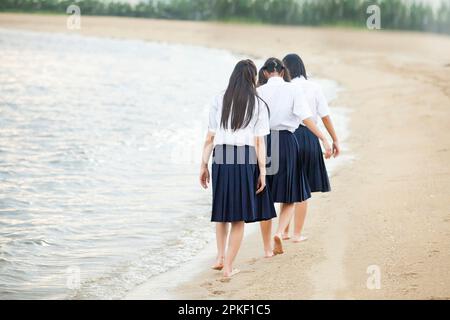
283,221 -> 291,240
276,203 -> 295,235
260,220 -> 273,258
273,203 -> 295,254
223,221 -> 245,277
212,222 -> 228,270
293,201 -> 308,242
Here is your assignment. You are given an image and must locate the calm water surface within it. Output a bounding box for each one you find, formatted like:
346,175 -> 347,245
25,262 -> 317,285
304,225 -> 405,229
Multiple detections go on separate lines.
0,29 -> 241,299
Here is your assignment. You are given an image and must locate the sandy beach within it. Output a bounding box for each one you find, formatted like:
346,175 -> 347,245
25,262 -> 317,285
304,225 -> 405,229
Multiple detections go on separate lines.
1,13 -> 449,300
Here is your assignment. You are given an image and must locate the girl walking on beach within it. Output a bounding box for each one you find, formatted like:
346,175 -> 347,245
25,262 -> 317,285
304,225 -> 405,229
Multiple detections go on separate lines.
281,53 -> 340,242
199,59 -> 276,277
257,58 -> 332,256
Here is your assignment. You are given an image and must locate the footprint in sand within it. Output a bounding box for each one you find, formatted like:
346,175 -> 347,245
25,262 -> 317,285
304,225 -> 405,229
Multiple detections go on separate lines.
238,270 -> 253,274
218,273 -> 251,283
400,272 -> 419,279
201,281 -> 214,288
403,284 -> 418,294
211,290 -> 225,295
428,249 -> 440,257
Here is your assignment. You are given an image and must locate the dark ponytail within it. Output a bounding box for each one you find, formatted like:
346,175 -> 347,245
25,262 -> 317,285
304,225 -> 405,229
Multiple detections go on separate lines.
262,57 -> 291,82
257,67 -> 267,87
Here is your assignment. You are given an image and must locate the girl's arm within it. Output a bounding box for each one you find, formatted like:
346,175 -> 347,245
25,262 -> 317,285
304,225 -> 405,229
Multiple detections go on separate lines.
199,132 -> 215,189
321,116 -> 340,157
255,136 -> 266,175
293,87 -> 332,159
302,118 -> 332,159
254,136 -> 267,194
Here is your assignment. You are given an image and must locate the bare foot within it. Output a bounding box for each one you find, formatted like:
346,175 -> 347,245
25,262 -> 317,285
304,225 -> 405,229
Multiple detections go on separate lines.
282,233 -> 290,240
292,235 -> 308,243
264,250 -> 274,258
223,268 -> 240,278
273,234 -> 284,255
211,257 -> 224,270
211,263 -> 223,271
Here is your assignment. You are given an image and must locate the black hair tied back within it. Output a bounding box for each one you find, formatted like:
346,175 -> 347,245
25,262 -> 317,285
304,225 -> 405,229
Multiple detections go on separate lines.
262,57 -> 285,73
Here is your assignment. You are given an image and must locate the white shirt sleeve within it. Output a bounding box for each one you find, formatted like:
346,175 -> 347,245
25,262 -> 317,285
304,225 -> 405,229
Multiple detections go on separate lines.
254,99 -> 270,137
316,86 -> 330,118
292,86 -> 312,121
208,95 -> 219,133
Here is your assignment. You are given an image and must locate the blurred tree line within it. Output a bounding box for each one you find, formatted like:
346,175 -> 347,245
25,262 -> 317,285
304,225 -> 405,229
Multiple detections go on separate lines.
1,0 -> 449,34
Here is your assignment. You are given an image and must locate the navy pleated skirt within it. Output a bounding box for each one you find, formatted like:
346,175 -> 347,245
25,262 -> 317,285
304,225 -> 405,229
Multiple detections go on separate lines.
266,130 -> 311,203
294,125 -> 331,193
211,145 -> 277,223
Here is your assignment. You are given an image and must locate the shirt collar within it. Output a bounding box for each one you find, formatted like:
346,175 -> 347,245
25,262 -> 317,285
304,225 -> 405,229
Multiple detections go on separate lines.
292,76 -> 307,83
267,76 -> 284,85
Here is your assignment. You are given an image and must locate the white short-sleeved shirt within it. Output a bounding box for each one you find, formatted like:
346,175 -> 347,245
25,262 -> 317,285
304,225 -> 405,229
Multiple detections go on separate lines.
208,93 -> 270,147
291,76 -> 330,125
257,76 -> 311,132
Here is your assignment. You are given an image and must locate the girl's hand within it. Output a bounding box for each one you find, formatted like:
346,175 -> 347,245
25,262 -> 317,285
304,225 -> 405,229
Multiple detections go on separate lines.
332,141 -> 341,158
256,173 -> 266,194
199,165 -> 210,189
322,139 -> 332,159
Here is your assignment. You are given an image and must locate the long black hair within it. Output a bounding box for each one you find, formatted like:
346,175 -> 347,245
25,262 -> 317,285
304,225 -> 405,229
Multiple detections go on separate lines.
262,57 -> 291,82
221,59 -> 259,131
282,53 -> 307,80
257,67 -> 267,87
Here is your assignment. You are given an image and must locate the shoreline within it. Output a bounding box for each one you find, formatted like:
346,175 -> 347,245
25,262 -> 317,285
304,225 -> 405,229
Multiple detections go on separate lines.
1,13 -> 449,300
